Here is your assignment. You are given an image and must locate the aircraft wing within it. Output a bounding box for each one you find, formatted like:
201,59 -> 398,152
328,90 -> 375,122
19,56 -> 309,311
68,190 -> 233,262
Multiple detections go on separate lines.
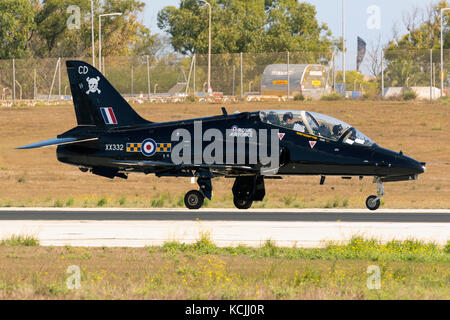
110,160 -> 258,174
110,160 -> 176,167
17,137 -> 98,149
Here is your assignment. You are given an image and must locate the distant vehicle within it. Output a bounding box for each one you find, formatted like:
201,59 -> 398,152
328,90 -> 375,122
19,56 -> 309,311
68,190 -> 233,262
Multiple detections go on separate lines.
19,61 -> 426,211
260,64 -> 330,98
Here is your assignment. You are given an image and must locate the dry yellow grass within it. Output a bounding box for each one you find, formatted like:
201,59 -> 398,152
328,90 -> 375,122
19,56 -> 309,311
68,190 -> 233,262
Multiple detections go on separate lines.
0,242 -> 448,299
0,100 -> 449,208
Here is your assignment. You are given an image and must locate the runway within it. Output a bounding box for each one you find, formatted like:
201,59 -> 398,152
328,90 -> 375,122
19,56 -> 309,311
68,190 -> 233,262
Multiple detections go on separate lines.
0,208 -> 449,247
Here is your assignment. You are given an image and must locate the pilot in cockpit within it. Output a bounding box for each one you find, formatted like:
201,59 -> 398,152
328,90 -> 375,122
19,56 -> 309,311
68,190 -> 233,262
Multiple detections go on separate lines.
282,112 -> 294,128
332,124 -> 344,139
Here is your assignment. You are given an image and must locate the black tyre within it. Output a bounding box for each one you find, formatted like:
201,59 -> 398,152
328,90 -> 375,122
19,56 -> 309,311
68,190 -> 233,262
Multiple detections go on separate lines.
233,197 -> 253,210
184,190 -> 204,210
366,195 -> 380,211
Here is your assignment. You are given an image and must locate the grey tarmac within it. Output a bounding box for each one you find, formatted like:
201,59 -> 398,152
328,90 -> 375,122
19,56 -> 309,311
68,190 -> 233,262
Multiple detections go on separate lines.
0,208 -> 448,248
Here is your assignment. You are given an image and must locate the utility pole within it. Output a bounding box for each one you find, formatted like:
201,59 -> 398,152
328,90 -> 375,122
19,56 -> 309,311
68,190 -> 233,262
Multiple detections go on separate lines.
381,49 -> 384,98
200,0 -> 212,95
342,0 -> 346,93
91,0 -> 95,67
12,59 -> 15,103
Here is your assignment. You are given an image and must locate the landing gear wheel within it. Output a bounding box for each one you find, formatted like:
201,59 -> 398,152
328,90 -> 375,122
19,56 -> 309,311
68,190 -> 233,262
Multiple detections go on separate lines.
184,190 -> 204,210
233,198 -> 253,210
366,195 -> 380,211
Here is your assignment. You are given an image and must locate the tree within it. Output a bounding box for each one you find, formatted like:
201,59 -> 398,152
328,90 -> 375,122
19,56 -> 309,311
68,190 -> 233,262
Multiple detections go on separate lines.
0,0 -> 35,59
335,70 -> 378,95
27,0 -> 160,58
383,1 -> 450,87
157,0 -> 333,55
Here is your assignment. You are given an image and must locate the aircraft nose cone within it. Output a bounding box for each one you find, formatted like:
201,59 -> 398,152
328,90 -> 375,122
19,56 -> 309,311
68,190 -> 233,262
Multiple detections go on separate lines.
402,156 -> 425,175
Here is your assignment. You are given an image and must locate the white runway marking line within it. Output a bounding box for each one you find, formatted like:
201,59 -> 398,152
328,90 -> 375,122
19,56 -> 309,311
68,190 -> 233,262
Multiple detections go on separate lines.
0,220 -> 448,248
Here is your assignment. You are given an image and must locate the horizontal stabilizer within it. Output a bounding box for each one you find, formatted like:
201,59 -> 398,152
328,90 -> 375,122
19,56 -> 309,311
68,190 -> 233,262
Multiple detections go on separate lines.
17,137 -> 98,149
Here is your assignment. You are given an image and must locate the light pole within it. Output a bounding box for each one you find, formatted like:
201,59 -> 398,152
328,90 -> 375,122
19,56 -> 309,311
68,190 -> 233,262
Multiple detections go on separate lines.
200,0 -> 212,95
342,0 -> 346,93
441,8 -> 450,97
91,0 -> 95,67
99,12 -> 122,73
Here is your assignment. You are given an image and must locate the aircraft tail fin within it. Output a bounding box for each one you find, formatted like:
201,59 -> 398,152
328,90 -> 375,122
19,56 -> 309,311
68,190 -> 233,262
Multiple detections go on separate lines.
66,60 -> 150,127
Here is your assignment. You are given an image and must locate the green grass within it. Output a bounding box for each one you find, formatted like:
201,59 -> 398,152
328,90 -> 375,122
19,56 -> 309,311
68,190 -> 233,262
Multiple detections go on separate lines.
96,198 -> 108,207
0,236 -> 448,299
0,234 -> 40,246
321,93 -> 344,101
159,236 -> 450,263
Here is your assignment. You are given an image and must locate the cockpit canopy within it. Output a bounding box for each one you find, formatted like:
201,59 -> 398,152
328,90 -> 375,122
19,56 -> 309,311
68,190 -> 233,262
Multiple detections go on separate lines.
259,110 -> 374,147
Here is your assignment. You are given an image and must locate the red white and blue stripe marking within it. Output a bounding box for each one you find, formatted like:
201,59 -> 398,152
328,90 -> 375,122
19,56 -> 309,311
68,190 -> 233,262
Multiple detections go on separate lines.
100,107 -> 118,125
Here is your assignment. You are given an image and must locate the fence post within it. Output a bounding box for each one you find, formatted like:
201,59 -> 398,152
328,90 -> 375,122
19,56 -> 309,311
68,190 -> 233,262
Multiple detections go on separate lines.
232,65 -> 236,96
240,52 -> 243,98
430,49 -> 433,101
433,63 -> 436,91
146,55 -> 151,99
58,57 -> 61,101
193,54 -> 196,95
332,50 -> 336,91
131,64 -> 134,96
185,55 -> 195,100
12,58 -> 16,103
287,51 -> 290,98
48,58 -> 60,103
34,68 -> 37,100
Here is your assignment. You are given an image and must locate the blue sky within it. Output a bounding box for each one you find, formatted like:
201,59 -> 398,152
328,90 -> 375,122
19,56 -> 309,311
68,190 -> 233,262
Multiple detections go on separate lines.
142,0 -> 439,51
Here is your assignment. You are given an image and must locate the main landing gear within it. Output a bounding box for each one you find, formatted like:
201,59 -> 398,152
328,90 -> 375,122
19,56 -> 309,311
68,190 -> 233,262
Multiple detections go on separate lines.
183,175 -> 266,210
365,177 -> 384,211
232,176 -> 265,210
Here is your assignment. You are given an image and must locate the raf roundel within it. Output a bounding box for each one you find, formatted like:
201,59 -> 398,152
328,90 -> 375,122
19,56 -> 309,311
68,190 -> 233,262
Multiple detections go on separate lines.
141,139 -> 157,157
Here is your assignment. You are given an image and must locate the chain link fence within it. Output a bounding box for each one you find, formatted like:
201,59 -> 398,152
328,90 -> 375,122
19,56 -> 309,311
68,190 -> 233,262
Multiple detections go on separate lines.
1,50 -> 450,104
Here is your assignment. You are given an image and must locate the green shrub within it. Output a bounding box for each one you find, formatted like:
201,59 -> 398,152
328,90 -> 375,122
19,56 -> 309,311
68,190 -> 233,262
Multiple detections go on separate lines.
294,94 -> 305,101
403,90 -> 417,101
53,199 -> 64,207
361,93 -> 371,100
186,95 -> 197,103
0,235 -> 39,246
321,93 -> 343,101
97,198 -> 108,207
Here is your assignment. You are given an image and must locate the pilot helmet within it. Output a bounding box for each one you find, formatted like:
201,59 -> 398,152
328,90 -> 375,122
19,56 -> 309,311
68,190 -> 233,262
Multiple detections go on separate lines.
333,124 -> 343,135
283,112 -> 293,122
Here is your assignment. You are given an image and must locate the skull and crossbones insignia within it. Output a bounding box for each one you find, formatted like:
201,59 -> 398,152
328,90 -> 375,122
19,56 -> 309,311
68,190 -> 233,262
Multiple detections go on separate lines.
86,77 -> 101,95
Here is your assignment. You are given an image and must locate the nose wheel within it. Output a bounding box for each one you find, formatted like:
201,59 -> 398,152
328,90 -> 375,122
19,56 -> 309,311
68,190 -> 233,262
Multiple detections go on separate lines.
184,190 -> 204,210
366,195 -> 380,211
366,177 -> 384,211
184,175 -> 212,210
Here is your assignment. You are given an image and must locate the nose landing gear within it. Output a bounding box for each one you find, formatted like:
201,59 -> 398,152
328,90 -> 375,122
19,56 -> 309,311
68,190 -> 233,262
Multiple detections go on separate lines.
184,175 -> 212,210
366,177 -> 384,211
184,190 -> 204,210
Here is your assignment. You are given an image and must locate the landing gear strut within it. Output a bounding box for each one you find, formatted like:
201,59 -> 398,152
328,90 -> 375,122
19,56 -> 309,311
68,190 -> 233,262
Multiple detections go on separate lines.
366,177 -> 384,211
184,175 -> 212,210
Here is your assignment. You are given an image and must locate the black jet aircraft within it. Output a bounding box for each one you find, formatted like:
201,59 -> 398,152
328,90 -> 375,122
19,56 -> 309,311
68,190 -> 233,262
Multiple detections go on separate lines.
18,61 -> 426,211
